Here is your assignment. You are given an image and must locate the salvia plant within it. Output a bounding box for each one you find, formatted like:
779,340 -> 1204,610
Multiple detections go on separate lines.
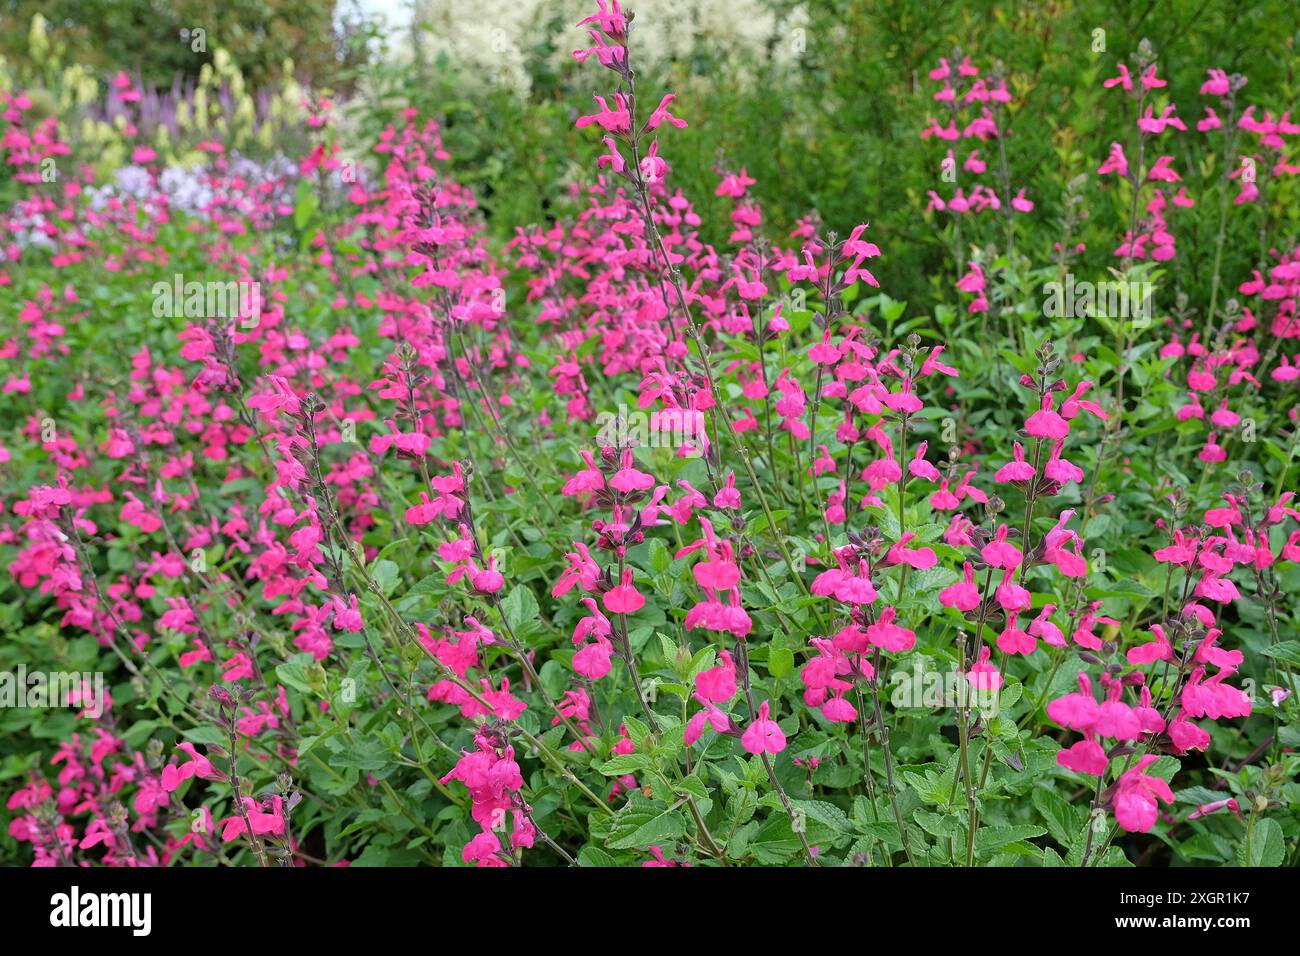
0,1 -> 1297,870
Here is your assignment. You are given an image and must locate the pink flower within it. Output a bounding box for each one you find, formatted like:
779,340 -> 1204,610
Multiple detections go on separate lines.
939,561 -> 981,612
1097,142 -> 1129,177
576,93 -> 631,134
644,94 -> 688,132
994,441 -> 1036,482
562,451 -> 606,497
161,743 -> 224,792
221,796 -> 286,843
1113,755 -> 1175,833
693,548 -> 741,590
1048,673 -> 1099,731
642,846 -> 686,867
330,593 -> 365,632
462,830 -> 508,867
713,472 -> 741,509
695,651 -> 737,702
1187,797 -> 1239,821
981,524 -> 1023,570
554,543 -> 600,597
1147,155 -> 1181,182
966,645 -> 1003,691
603,567 -> 645,614
1028,604 -> 1065,647
1139,65 -> 1166,91
741,700 -> 786,755
821,694 -> 857,723
886,531 -> 937,569
1094,697 -> 1142,741
1175,712 -> 1211,759
1025,395 -> 1069,438
685,694 -> 732,745
995,568 -> 1032,612
573,638 -> 613,679
995,614 -> 1035,654
908,442 -> 942,481
1058,736 -> 1108,776
1059,381 -> 1107,421
1127,624 -> 1173,665
1102,64 -> 1133,91
609,449 -> 655,492
865,606 -> 916,653
1200,68 -> 1231,96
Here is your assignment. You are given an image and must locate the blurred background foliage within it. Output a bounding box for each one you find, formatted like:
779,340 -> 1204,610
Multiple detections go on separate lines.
1,0 -> 367,88
3,0 -> 1299,308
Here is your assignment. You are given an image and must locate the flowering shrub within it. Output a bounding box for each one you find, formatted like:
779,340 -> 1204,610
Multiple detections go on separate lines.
1,2 -> 1298,869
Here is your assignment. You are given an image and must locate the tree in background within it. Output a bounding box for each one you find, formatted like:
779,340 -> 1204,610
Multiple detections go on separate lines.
0,0 -> 368,89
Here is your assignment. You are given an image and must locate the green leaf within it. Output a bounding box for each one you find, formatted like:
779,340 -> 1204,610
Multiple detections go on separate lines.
796,800 -> 853,835
673,773 -> 710,801
768,647 -> 795,679
915,809 -> 964,839
1146,755 -> 1180,783
906,566 -> 961,593
400,573 -> 444,602
1261,642 -> 1300,669
276,662 -> 315,695
370,559 -> 399,596
621,715 -> 652,752
1065,818 -> 1100,866
606,797 -> 687,850
1032,788 -> 1080,848
657,632 -> 679,667
648,538 -> 671,574
975,825 -> 1046,855
293,177 -> 319,229
181,726 -> 227,746
501,586 -> 540,633
746,815 -> 803,864
1237,818 -> 1285,867
597,753 -> 651,775
578,846 -> 619,867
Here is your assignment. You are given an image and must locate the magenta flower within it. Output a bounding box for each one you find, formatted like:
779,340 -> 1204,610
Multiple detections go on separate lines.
742,701 -> 787,755
221,796 -> 286,843
603,567 -> 645,614
1048,673 -> 1100,731
981,524 -> 1022,570
161,743 -> 225,792
865,606 -> 916,653
1025,395 -> 1069,438
695,651 -> 737,703
685,694 -> 732,746
1097,141 -> 1130,177
1113,756 -> 1175,833
1058,736 -> 1108,776
939,561 -> 981,612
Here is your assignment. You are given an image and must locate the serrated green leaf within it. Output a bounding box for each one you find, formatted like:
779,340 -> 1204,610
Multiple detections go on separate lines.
1237,818 -> 1284,867
606,797 -> 687,850
1261,642 -> 1300,668
597,753 -> 651,775
975,825 -> 1046,854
